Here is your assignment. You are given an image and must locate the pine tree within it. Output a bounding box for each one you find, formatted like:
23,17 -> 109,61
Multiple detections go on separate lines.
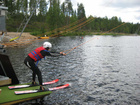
47,0 -> 61,31
77,3 -> 86,20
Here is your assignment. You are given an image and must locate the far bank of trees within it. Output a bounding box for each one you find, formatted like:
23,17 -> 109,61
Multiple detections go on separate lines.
3,0 -> 140,35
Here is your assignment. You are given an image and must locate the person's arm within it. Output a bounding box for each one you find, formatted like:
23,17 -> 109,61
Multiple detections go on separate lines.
41,50 -> 66,57
50,52 -> 66,56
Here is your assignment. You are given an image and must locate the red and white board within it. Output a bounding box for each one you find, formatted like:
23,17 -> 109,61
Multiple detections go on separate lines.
8,79 -> 59,89
15,84 -> 69,95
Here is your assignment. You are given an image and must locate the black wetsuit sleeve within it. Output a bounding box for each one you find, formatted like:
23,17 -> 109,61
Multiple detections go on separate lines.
40,50 -> 61,57
50,52 -> 61,56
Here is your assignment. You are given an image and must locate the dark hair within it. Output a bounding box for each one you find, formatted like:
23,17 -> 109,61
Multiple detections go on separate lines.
46,47 -> 50,50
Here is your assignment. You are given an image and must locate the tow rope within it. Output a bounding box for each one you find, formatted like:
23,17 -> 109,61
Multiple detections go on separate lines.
62,22 -> 126,55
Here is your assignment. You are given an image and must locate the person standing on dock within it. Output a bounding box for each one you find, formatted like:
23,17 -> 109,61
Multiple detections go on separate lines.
24,42 -> 66,91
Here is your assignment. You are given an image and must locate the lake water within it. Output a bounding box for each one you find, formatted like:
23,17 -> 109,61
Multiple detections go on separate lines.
6,35 -> 140,105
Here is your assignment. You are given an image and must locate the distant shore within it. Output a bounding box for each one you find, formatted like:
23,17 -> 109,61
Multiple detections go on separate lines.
1,32 -> 138,47
90,32 -> 138,36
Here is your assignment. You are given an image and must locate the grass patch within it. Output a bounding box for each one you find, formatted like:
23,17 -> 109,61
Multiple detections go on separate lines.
0,83 -> 51,104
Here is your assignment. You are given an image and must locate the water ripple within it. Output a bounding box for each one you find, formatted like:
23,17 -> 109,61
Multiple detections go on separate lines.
6,35 -> 140,105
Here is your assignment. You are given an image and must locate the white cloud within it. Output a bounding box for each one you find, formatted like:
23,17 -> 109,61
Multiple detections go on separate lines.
60,0 -> 140,23
109,0 -> 140,8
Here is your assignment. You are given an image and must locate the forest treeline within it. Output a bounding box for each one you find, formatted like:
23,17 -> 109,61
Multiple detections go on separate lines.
3,0 -> 140,36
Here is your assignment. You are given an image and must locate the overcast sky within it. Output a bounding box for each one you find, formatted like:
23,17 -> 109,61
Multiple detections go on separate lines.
60,0 -> 140,24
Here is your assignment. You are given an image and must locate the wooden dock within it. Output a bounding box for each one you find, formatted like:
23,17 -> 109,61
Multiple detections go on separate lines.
0,54 -> 51,104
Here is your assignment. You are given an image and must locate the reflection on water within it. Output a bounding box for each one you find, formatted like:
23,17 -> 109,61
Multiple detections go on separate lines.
6,35 -> 140,105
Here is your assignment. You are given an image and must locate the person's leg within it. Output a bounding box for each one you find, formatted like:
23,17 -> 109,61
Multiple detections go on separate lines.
32,72 -> 36,84
33,67 -> 45,90
24,57 -> 44,90
32,66 -> 42,85
24,57 -> 36,84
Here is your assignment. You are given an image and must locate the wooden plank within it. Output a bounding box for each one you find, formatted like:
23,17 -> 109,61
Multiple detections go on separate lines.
0,78 -> 11,86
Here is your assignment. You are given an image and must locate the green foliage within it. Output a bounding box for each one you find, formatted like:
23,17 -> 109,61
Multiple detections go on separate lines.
77,3 -> 86,20
30,31 -> 42,36
4,0 -> 140,36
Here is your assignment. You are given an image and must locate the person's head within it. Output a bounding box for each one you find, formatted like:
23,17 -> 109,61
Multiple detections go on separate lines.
43,42 -> 52,50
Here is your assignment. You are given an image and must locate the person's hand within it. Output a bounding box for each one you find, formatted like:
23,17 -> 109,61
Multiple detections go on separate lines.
60,52 -> 63,54
60,52 -> 66,55
62,53 -> 66,55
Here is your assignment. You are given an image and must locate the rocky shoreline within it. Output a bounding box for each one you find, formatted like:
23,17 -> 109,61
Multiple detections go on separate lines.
1,32 -> 38,47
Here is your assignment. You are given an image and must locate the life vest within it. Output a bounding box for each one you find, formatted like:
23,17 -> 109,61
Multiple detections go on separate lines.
28,46 -> 49,62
